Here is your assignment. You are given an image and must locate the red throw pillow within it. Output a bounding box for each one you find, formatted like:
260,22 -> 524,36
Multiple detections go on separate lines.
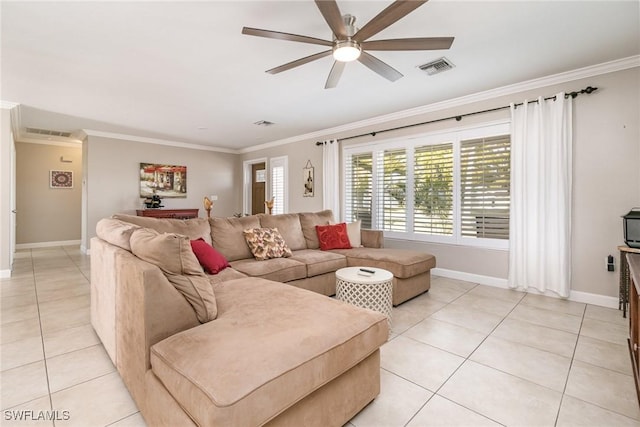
190,238 -> 230,274
316,223 -> 352,251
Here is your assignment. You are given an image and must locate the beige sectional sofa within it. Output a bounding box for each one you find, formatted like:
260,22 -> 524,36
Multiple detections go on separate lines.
90,210 -> 435,426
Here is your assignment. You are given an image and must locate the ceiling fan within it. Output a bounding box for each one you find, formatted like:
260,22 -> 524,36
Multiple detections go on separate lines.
242,0 -> 454,89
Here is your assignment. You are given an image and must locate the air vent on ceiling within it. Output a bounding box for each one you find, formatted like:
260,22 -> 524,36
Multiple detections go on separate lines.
25,127 -> 73,138
253,120 -> 275,127
418,57 -> 455,76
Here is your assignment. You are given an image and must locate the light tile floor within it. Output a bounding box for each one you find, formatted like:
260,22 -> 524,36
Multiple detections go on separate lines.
1,246 -> 639,426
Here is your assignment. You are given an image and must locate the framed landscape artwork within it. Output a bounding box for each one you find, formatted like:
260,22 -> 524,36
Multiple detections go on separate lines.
139,163 -> 187,198
50,170 -> 73,188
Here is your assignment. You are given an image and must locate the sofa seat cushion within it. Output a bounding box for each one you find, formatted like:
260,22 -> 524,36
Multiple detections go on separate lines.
150,278 -> 388,427
206,267 -> 247,285
330,248 -> 436,279
229,257 -> 306,282
290,249 -> 347,277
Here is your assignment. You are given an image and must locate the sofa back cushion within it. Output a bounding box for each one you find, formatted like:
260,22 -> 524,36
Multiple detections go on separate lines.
259,213 -> 307,251
96,218 -> 141,251
112,214 -> 212,246
130,228 -> 217,323
299,210 -> 335,249
243,227 -> 293,261
209,216 -> 261,261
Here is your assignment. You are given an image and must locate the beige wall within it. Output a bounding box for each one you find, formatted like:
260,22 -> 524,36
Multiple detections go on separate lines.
0,108 -> 14,274
84,135 -> 241,250
15,142 -> 83,245
241,141 -> 325,214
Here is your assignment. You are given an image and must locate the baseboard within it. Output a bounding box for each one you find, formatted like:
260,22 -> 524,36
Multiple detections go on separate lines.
431,267 -> 618,309
15,240 -> 81,250
432,268 -> 508,288
0,269 -> 11,279
568,290 -> 618,309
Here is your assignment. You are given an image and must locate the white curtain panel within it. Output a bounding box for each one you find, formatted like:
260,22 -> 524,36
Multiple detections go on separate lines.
322,139 -> 340,219
508,93 -> 573,297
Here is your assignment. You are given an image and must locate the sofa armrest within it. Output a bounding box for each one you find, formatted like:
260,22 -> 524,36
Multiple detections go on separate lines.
361,229 -> 384,248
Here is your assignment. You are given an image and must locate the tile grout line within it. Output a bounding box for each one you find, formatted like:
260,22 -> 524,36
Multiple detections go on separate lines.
401,282 -> 519,427
28,248 -> 56,424
557,303 -> 640,422
553,303 -> 587,426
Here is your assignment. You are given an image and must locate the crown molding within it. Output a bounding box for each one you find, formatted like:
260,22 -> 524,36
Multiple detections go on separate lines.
82,129 -> 239,154
240,55 -> 640,154
18,137 -> 82,148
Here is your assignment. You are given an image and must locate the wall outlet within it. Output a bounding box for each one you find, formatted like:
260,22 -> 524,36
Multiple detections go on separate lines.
607,255 -> 615,272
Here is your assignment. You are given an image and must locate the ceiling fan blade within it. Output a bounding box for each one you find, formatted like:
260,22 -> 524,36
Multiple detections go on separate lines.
314,0 -> 347,39
354,0 -> 428,42
325,61 -> 346,89
363,37 -> 454,51
242,27 -> 332,46
266,50 -> 332,74
358,51 -> 403,82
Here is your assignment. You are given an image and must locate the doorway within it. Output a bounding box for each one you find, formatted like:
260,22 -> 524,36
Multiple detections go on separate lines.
243,158 -> 267,216
251,162 -> 266,215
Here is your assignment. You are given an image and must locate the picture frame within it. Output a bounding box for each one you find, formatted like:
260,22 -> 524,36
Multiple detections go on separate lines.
303,166 -> 314,197
140,163 -> 187,198
50,170 -> 73,188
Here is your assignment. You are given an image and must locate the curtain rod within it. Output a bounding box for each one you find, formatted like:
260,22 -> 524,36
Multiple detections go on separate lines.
315,86 -> 597,146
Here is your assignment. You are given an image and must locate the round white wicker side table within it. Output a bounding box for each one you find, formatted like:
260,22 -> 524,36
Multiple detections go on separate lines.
335,267 -> 393,333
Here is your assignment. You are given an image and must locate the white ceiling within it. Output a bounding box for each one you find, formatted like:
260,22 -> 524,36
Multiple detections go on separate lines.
2,1 -> 639,151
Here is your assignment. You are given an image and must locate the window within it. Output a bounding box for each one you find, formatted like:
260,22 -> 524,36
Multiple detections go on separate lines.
343,122 -> 510,249
344,153 -> 373,228
414,143 -> 454,236
378,149 -> 407,232
269,156 -> 288,215
460,136 -> 510,240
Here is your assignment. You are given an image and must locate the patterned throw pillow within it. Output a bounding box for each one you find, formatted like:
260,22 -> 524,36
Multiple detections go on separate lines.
316,223 -> 352,250
243,227 -> 293,261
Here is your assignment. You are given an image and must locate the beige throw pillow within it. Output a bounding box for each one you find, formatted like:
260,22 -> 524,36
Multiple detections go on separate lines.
346,220 -> 362,247
96,218 -> 141,251
113,214 -> 213,246
329,220 -> 362,247
130,228 -> 217,323
243,227 -> 293,261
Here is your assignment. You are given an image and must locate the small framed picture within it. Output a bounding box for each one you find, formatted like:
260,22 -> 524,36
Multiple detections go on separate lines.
50,170 -> 73,188
303,166 -> 314,197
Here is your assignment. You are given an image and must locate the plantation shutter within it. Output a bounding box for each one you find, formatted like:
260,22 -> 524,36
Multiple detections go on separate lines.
460,135 -> 511,239
378,149 -> 407,232
270,156 -> 287,215
414,143 -> 454,236
345,153 -> 373,229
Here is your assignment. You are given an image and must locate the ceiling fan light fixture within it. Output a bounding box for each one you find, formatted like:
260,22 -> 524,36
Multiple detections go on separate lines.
333,40 -> 361,62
